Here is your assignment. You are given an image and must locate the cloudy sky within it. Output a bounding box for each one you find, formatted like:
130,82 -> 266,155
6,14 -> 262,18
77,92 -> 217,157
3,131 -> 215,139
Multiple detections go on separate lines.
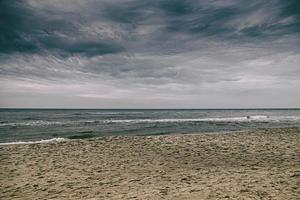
0,0 -> 299,108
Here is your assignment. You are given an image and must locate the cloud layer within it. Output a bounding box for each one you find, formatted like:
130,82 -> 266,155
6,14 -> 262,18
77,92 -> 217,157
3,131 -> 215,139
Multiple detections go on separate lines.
1,0 -> 300,108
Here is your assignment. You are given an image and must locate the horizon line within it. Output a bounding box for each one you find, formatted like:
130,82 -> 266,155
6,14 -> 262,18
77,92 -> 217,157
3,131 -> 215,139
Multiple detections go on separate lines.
0,107 -> 300,110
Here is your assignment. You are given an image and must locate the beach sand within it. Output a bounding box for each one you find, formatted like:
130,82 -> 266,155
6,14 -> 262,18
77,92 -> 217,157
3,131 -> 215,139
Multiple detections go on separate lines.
1,127 -> 299,200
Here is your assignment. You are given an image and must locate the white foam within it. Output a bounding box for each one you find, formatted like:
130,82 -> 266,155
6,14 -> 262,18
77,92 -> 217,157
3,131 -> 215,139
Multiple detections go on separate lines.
103,115 -> 300,123
0,137 -> 68,145
0,120 -> 66,127
92,112 -> 144,115
246,115 -> 269,120
103,117 -> 247,123
1,115 -> 300,127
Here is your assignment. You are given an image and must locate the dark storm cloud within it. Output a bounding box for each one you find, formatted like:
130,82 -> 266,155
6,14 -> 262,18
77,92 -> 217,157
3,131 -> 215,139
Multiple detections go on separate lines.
0,0 -> 300,108
1,0 -> 299,56
103,0 -> 300,39
0,1 -> 38,53
0,0 -> 124,56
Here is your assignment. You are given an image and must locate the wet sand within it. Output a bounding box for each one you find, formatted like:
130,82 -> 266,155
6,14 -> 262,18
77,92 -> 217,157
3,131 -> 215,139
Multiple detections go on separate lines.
1,127 -> 299,200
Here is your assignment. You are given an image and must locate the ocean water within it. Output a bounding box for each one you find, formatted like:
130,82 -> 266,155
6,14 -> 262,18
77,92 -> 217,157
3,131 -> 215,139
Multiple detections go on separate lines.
1,109 -> 300,143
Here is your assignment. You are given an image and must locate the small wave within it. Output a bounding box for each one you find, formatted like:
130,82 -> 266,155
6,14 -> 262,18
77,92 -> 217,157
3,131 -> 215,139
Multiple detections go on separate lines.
0,120 -> 67,127
73,111 -> 144,116
271,116 -> 300,122
0,138 -> 68,145
93,112 -> 144,115
1,115 -> 299,127
102,115 -> 300,123
82,120 -> 99,124
246,115 -> 269,120
22,117 -> 38,120
67,134 -> 96,139
93,112 -> 123,115
0,120 -> 101,127
102,118 -> 244,123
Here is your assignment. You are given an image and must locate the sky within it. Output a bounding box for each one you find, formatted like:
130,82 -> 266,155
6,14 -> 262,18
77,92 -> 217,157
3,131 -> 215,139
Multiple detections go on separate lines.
0,0 -> 300,108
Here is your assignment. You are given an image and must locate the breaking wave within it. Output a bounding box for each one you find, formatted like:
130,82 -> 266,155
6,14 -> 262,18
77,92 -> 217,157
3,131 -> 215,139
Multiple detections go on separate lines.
0,120 -> 67,127
0,138 -> 68,145
103,115 -> 300,123
1,115 -> 300,127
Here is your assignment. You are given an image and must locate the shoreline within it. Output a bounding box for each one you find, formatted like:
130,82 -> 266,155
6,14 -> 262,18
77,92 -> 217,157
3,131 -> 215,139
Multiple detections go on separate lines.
1,127 -> 299,199
0,127 -> 291,146
0,129 -> 250,146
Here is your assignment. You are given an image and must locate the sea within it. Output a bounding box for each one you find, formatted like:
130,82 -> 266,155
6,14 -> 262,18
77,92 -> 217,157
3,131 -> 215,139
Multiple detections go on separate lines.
1,109 -> 300,144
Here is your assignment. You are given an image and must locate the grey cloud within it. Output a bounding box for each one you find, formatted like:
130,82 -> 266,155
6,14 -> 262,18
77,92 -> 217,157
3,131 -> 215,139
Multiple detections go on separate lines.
0,0 -> 300,108
0,0 -> 126,56
1,0 -> 299,56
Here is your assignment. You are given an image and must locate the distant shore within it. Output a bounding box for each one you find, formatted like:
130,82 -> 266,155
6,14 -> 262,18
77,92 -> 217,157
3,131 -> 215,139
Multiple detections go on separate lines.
1,127 -> 299,199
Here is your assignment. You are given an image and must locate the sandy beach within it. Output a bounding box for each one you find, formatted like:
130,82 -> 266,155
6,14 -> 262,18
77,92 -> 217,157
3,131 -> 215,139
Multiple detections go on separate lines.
1,127 -> 299,200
